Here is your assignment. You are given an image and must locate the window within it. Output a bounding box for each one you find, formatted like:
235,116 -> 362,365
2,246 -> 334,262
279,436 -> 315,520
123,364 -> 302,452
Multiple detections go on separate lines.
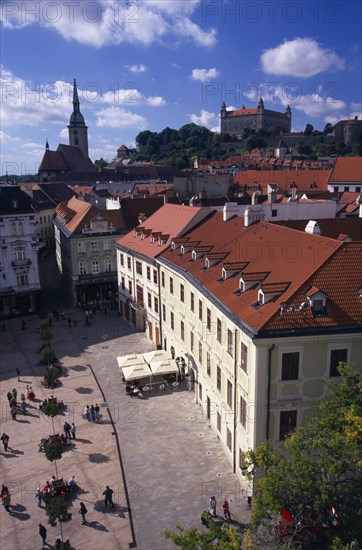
271,209 -> 277,217
18,222 -> 24,236
217,318 -> 222,343
356,186 -> 361,193
313,300 -> 324,314
162,304 -> 166,322
180,284 -> 184,303
170,312 -> 174,330
153,269 -> 158,285
217,412 -> 221,432
227,329 -> 233,356
241,342 -> 248,373
154,296 -> 159,314
198,300 -> 203,321
104,258 -> 112,272
13,245 -> 25,261
146,266 -> 151,280
136,261 -> 142,275
227,428 -> 232,450
11,222 -> 17,236
136,285 -> 144,306
127,257 -> 131,270
120,254 -> 124,267
170,277 -> 174,294
199,382 -> 202,400
281,352 -> 299,380
190,292 -> 194,312
206,352 -> 211,376
240,396 -> 247,428
330,348 -> 348,377
128,281 -> 132,295
16,271 -> 28,286
198,341 -> 203,364
191,331 -> 194,352
148,292 -> 152,308
180,320 -> 185,341
91,241 -> 98,252
121,276 -> 125,290
227,380 -> 233,408
217,366 -> 221,392
91,260 -> 99,274
103,240 -> 111,251
239,449 -> 244,470
279,410 -> 297,440
207,308 -> 211,330
161,271 -> 165,288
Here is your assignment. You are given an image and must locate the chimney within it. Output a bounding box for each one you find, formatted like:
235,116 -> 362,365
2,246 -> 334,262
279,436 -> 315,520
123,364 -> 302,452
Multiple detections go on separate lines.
268,190 -> 276,204
251,192 -> 258,205
223,202 -> 240,221
244,205 -> 265,227
305,220 -> 321,235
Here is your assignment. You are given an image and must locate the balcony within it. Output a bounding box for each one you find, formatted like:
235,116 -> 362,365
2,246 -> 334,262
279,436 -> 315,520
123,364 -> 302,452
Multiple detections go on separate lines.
11,259 -> 32,268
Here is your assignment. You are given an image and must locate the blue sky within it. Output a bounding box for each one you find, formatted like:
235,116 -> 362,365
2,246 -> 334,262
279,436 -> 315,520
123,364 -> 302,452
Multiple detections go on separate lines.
1,0 -> 361,175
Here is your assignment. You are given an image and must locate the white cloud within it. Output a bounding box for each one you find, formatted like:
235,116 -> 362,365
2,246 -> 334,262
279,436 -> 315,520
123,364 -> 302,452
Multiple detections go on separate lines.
188,110 -> 219,131
125,64 -> 147,73
95,107 -> 147,129
59,128 -> 68,139
261,38 -> 345,78
146,96 -> 166,107
0,0 -> 216,48
349,102 -> 362,120
0,130 -> 20,143
171,63 -> 181,69
191,68 -> 220,82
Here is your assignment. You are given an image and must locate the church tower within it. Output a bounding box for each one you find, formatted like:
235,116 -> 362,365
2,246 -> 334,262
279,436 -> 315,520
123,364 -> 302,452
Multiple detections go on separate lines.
68,79 -> 89,158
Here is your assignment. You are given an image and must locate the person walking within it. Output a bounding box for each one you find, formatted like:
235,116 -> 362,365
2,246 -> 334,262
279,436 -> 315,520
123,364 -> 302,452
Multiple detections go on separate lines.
94,403 -> 100,422
39,523 -> 47,548
63,421 -> 71,439
79,502 -> 87,524
70,423 -> 76,439
2,491 -> 11,512
209,496 -> 217,517
90,405 -> 95,421
16,368 -> 21,381
21,319 -> 26,331
35,488 -> 42,508
12,388 -> 17,400
10,405 -> 17,421
21,401 -> 26,415
1,433 -> 9,452
84,405 -> 91,421
103,486 -> 115,510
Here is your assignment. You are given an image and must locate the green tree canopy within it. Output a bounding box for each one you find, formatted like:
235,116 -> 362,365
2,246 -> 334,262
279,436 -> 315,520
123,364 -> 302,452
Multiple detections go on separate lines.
164,515 -> 242,549
243,364 -> 362,548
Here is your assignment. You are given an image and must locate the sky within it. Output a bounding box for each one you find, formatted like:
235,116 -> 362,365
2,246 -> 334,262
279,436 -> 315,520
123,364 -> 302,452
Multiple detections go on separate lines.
0,0 -> 361,175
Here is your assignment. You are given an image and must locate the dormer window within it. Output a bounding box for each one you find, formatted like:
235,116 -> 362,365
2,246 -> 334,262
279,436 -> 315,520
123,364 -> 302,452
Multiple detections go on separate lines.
306,287 -> 327,315
12,199 -> 19,209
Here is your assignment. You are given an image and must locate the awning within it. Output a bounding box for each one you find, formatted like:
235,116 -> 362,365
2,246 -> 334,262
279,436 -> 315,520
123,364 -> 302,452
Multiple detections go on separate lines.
121,363 -> 152,381
117,353 -> 147,369
142,350 -> 171,364
149,359 -> 180,376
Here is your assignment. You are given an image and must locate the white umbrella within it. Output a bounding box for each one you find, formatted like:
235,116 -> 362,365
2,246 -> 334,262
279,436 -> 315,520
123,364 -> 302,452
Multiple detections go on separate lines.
149,359 -> 180,376
117,354 -> 147,369
142,350 -> 171,364
121,363 -> 152,381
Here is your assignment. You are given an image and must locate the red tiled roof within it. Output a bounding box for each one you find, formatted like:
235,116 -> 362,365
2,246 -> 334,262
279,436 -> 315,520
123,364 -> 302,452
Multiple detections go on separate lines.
56,196 -> 126,234
329,157 -> 362,183
39,150 -> 69,172
234,170 -> 331,193
160,213 -> 348,332
116,204 -> 208,259
228,107 -> 258,116
273,218 -> 362,241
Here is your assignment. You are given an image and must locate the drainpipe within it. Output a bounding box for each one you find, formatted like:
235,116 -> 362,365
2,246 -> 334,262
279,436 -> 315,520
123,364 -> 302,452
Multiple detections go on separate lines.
233,328 -> 238,474
266,344 -> 275,440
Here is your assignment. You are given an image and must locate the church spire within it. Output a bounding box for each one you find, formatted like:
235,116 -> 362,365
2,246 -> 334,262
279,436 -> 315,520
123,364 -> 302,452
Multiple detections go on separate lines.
46,138 -> 49,151
72,78 -> 80,112
68,77 -> 89,158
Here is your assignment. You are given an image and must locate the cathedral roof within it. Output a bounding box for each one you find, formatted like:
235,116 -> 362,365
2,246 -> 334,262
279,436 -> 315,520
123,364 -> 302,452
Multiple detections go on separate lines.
38,150 -> 69,172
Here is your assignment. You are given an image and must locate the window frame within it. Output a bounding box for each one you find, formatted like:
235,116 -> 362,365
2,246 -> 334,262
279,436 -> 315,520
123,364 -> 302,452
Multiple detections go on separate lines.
279,410 -> 297,440
281,351 -> 300,381
216,365 -> 221,392
328,344 -> 350,377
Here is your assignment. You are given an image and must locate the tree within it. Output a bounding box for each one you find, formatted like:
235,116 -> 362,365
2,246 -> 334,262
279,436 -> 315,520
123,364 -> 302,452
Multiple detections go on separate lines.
94,157 -> 109,170
243,364 -> 362,548
39,320 -> 52,344
324,123 -> 334,135
164,515 -> 242,549
304,123 -> 314,136
45,496 -> 72,527
41,347 -> 57,368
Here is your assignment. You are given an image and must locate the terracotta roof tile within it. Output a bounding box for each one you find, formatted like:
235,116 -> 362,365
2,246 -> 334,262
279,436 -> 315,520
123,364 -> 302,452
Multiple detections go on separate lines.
329,157 -> 362,183
234,170 -> 331,193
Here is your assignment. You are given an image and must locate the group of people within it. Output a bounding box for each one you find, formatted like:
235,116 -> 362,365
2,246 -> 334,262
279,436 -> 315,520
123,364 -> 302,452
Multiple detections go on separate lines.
202,496 -> 231,524
125,381 -> 143,398
83,404 -> 101,422
35,475 -> 78,507
6,384 -> 35,420
78,486 -> 116,525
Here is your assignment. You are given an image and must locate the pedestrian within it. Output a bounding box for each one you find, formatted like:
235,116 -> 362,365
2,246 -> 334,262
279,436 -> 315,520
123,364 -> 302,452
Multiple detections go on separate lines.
35,488 -> 42,508
94,403 -> 100,422
21,401 -> 26,415
1,484 -> 9,497
7,391 -> 12,402
2,492 -> 11,512
73,319 -> 77,328
1,433 -> 10,452
84,405 -> 91,421
21,319 -> 26,331
16,367 -> 21,381
209,496 -> 217,517
103,486 -> 115,510
12,388 -> 17,400
63,421 -> 71,439
90,405 -> 95,421
39,523 -> 47,548
10,405 -> 17,421
28,386 -> 35,400
20,392 -> 25,403
79,502 -> 87,524
70,423 -> 76,439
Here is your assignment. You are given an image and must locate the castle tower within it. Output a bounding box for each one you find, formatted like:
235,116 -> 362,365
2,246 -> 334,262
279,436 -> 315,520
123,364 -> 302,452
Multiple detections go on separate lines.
220,101 -> 227,118
68,78 -> 89,158
257,97 -> 264,112
285,104 -> 291,119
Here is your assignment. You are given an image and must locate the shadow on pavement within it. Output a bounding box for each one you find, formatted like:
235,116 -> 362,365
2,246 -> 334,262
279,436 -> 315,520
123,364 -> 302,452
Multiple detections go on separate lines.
75,387 -> 94,394
88,453 -> 110,464
86,520 -> 109,531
